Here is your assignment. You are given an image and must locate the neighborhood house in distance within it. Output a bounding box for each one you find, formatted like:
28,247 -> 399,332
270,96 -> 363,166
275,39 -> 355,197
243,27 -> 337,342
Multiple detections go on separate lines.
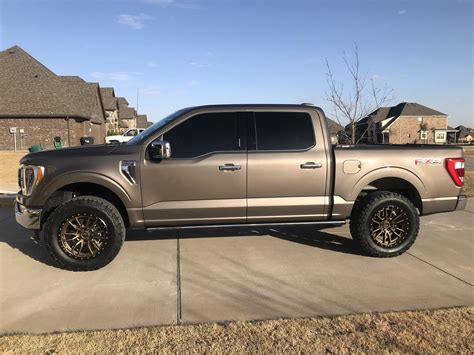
351,102 -> 473,145
0,46 -> 149,151
0,45 -> 472,151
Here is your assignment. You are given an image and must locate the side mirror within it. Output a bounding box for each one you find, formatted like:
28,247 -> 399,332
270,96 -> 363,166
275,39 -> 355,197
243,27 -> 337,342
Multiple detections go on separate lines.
149,140 -> 171,160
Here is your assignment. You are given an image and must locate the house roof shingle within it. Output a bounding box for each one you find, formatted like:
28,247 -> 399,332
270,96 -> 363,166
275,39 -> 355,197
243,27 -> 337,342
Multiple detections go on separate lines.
369,102 -> 447,124
326,118 -> 343,134
118,120 -> 129,129
0,46 -> 105,124
118,106 -> 136,120
455,125 -> 474,138
100,87 -> 118,111
117,97 -> 129,107
136,114 -> 148,128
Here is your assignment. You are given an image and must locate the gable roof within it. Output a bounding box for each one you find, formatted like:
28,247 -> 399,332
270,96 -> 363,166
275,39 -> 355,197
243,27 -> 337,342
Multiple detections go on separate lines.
118,106 -> 136,120
368,102 -> 447,124
136,114 -> 148,128
118,120 -> 129,128
59,76 -> 85,82
117,97 -> 129,107
0,46 -> 105,123
455,125 -> 474,138
326,117 -> 343,134
100,87 -> 118,111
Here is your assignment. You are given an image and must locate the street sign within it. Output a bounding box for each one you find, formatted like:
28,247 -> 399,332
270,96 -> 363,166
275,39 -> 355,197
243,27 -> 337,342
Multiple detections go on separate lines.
9,127 -> 17,134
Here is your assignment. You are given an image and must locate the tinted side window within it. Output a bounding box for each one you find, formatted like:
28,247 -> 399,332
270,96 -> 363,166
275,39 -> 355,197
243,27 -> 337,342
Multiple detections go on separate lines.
164,112 -> 240,159
254,112 -> 314,150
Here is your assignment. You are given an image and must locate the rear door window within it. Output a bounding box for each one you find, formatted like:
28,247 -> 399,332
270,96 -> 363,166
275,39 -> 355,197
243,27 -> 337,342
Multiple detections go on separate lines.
253,112 -> 315,151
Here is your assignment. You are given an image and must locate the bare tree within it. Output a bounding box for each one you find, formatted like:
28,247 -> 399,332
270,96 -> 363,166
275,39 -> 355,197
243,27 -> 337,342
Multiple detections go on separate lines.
325,43 -> 393,144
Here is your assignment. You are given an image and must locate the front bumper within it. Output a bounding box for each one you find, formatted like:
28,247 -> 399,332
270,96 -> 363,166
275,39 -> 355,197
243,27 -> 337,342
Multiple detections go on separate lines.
455,195 -> 467,211
15,200 -> 42,230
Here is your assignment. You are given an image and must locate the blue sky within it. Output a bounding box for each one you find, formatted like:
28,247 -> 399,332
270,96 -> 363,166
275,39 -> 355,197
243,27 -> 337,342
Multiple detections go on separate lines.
1,0 -> 472,126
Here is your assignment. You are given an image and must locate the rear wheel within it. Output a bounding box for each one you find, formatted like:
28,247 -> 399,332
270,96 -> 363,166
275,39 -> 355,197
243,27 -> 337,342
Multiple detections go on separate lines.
43,196 -> 125,271
350,191 -> 419,257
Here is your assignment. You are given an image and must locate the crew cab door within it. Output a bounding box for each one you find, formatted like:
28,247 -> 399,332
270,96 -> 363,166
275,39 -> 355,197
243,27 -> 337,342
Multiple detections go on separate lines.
140,112 -> 247,226
247,110 -> 329,222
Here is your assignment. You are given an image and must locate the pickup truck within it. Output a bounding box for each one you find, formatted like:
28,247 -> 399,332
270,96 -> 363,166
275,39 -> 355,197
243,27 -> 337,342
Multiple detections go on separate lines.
15,104 -> 467,271
105,128 -> 145,144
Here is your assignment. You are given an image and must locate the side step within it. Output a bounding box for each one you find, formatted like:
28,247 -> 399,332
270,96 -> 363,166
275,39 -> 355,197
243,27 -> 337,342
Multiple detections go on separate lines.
146,220 -> 346,231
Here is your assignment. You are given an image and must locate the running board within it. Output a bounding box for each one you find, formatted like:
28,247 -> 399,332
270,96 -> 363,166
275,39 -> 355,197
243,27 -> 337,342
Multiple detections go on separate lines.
146,220 -> 346,231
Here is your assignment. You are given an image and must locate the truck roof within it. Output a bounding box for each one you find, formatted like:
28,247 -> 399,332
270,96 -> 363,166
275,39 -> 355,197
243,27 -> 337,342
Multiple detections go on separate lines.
180,103 -> 323,112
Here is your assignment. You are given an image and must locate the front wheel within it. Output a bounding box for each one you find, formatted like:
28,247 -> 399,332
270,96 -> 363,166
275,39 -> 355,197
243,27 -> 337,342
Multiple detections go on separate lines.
43,196 -> 125,271
349,191 -> 419,257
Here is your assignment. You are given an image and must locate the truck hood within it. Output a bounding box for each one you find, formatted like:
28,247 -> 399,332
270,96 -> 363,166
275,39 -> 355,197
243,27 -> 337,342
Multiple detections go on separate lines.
20,144 -> 120,165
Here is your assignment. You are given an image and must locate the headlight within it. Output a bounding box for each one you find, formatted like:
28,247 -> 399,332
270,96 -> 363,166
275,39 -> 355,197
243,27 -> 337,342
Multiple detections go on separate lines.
18,165 -> 45,196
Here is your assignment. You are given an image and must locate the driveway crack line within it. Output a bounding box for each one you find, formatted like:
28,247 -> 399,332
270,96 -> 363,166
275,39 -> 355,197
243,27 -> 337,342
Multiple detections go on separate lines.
176,232 -> 182,324
407,252 -> 473,287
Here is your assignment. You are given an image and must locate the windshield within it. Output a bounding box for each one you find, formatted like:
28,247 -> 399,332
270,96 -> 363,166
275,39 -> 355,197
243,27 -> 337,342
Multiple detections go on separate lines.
127,108 -> 189,145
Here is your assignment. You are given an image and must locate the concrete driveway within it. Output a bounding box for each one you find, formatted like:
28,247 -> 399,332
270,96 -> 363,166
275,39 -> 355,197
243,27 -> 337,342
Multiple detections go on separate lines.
0,203 -> 473,334
465,156 -> 474,171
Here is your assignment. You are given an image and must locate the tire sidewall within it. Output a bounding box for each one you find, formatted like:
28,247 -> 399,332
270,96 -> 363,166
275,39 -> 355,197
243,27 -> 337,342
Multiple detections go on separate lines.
44,198 -> 124,270
359,197 -> 419,255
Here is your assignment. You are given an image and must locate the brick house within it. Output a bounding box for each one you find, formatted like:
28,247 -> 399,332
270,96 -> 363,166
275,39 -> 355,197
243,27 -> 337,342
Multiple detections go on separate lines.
456,125 -> 474,144
118,106 -> 137,131
356,102 -> 453,144
116,97 -> 148,132
0,46 -> 106,150
136,114 -> 149,129
100,87 -> 120,134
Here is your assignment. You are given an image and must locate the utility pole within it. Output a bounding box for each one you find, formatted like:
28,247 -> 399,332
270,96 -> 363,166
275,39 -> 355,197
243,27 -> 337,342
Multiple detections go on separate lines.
136,88 -> 139,112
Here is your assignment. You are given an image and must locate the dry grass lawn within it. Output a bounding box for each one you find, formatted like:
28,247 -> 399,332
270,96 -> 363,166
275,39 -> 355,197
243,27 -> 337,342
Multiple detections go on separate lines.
463,171 -> 474,198
0,151 -> 26,186
0,307 -> 472,353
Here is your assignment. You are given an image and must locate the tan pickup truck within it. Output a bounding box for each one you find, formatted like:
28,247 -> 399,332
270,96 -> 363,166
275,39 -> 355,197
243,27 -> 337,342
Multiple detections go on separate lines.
15,104 -> 466,271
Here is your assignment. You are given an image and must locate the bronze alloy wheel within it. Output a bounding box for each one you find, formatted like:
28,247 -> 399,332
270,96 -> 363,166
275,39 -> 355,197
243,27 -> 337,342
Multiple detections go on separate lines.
369,205 -> 410,248
58,213 -> 109,260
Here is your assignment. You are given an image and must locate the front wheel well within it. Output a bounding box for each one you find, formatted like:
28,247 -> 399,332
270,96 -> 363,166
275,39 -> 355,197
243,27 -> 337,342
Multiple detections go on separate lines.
42,183 -> 130,227
354,177 -> 423,215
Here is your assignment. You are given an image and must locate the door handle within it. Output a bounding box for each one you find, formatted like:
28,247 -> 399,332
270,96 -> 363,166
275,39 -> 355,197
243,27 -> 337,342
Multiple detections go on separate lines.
300,162 -> 322,169
219,163 -> 242,171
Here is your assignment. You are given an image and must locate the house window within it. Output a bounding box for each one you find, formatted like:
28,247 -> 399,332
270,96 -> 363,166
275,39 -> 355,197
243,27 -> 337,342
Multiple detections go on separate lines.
434,131 -> 447,143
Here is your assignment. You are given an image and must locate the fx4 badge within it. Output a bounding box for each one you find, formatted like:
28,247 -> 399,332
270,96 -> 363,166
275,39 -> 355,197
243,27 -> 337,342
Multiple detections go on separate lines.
415,158 -> 442,165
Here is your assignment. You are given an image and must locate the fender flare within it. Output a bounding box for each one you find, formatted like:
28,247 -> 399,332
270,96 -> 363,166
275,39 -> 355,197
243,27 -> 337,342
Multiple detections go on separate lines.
39,171 -> 132,207
349,166 -> 427,201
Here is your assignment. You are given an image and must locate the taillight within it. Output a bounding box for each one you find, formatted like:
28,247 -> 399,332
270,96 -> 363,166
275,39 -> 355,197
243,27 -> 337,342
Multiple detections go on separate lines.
445,158 -> 465,187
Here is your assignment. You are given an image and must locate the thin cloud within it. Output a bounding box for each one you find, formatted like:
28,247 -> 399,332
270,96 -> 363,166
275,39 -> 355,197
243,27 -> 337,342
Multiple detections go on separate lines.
117,13 -> 153,30
141,87 -> 161,97
89,71 -> 141,81
147,61 -> 158,68
189,61 -> 211,68
397,9 -> 407,15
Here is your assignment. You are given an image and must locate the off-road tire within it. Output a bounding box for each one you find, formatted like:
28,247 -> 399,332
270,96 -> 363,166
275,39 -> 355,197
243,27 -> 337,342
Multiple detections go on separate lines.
43,196 -> 125,271
349,191 -> 419,257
